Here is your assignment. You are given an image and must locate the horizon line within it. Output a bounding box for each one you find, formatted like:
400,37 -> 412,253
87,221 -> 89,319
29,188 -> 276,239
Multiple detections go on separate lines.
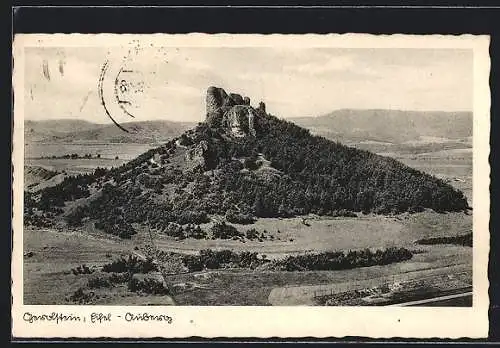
25,107 -> 473,124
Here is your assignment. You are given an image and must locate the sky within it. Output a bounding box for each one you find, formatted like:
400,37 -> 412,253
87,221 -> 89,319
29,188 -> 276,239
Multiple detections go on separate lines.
23,46 -> 473,124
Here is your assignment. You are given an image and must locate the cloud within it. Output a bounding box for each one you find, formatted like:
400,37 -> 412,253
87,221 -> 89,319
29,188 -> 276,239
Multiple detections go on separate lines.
182,59 -> 212,72
283,55 -> 355,75
22,46 -> 473,123
158,83 -> 201,99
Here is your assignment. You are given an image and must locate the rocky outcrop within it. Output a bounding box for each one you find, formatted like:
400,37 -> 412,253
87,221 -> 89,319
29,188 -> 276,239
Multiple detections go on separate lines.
258,102 -> 266,114
185,140 -> 209,170
247,109 -> 256,136
205,86 -> 262,137
222,105 -> 257,137
229,93 -> 244,105
206,87 -> 229,126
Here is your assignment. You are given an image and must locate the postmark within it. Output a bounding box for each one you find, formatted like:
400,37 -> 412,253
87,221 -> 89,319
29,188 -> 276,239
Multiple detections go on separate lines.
98,48 -> 148,132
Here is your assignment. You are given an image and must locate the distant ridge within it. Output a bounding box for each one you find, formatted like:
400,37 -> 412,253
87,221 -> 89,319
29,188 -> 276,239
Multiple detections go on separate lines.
25,119 -> 196,144
292,109 -> 472,143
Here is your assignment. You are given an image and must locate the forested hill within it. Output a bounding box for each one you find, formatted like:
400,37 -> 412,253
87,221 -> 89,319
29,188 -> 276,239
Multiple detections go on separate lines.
25,87 -> 470,239
292,109 -> 472,144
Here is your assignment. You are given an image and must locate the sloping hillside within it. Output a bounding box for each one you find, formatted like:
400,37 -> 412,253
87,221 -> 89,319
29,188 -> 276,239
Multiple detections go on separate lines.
24,87 -> 470,240
24,166 -> 68,192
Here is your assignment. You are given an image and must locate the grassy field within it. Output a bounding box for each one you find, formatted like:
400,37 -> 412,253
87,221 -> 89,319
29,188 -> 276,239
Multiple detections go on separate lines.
142,211 -> 471,259
23,209 -> 472,306
24,143 -> 158,175
22,139 -> 474,306
23,228 -> 175,305
25,143 -> 156,160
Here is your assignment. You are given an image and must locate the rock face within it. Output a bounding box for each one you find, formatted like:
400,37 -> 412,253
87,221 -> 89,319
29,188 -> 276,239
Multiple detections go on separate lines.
229,93 -> 244,105
185,140 -> 209,170
223,105 -> 257,137
205,86 -> 263,137
206,87 -> 229,125
258,102 -> 266,114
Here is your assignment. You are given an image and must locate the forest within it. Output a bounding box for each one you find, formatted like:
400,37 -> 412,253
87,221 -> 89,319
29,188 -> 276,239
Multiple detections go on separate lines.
24,110 -> 470,239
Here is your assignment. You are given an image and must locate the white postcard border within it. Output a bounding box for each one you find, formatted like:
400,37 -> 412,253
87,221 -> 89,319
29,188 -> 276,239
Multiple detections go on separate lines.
11,33 -> 491,339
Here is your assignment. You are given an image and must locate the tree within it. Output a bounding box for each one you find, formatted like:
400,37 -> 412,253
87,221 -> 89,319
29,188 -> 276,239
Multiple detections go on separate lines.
253,194 -> 264,217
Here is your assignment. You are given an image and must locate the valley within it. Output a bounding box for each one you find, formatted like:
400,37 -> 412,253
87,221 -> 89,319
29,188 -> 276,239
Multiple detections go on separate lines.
23,135 -> 472,306
21,89 -> 473,307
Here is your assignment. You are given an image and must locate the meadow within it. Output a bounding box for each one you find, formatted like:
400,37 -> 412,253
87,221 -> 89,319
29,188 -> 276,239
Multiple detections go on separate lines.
24,143 -> 157,175
22,138 -> 473,306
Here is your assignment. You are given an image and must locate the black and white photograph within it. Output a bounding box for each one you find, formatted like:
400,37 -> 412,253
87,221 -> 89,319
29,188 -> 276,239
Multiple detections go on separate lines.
11,33 -> 490,338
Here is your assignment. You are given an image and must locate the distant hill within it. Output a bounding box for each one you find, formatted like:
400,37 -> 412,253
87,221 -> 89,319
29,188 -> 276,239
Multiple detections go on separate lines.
24,120 -> 102,142
25,87 -> 469,240
26,110 -> 471,145
24,120 -> 195,144
292,109 -> 472,144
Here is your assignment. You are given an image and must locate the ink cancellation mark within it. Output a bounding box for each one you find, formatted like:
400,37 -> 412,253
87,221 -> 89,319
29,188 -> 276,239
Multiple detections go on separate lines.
98,57 -> 146,133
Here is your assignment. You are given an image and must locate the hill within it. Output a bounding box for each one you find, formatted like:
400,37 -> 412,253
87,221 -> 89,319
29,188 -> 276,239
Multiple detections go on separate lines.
25,119 -> 102,142
292,109 -> 472,144
24,87 -> 470,239
24,166 -> 68,193
25,120 -> 195,144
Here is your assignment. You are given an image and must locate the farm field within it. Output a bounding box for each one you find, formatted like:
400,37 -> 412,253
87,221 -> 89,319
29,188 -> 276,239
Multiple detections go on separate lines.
22,139 -> 474,306
142,211 -> 471,258
23,228 -> 175,305
24,143 -> 158,175
23,209 -> 472,305
379,147 -> 472,202
25,143 -> 157,160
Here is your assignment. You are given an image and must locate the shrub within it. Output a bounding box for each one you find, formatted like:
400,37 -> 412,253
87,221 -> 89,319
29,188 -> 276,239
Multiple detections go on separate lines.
199,249 -> 221,269
71,264 -> 94,275
66,206 -> 89,227
128,277 -> 170,295
211,222 -> 242,239
270,247 -> 413,272
68,288 -> 95,304
237,251 -> 261,269
87,275 -> 113,289
182,254 -> 204,272
109,272 -> 131,284
225,210 -> 256,224
182,249 -> 262,271
332,209 -> 358,218
416,232 -> 472,247
184,224 -> 207,239
94,221 -> 137,239
176,210 -> 209,225
245,228 -> 259,240
177,247 -> 413,273
102,255 -> 157,274
163,223 -> 186,239
243,156 -> 260,170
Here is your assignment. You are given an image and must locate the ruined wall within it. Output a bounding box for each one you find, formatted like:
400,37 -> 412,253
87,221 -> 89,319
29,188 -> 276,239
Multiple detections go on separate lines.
222,105 -> 257,137
206,87 -> 230,126
205,86 -> 261,137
